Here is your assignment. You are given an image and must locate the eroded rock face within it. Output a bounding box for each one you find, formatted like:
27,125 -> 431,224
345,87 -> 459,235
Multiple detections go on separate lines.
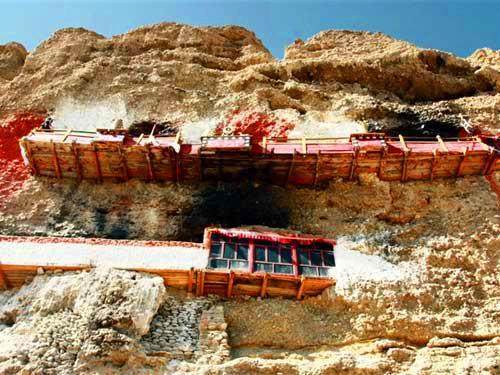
0,42 -> 27,81
0,268 -> 166,373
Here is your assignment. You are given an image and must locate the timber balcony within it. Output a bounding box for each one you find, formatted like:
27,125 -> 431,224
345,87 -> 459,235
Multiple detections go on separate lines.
19,129 -> 499,185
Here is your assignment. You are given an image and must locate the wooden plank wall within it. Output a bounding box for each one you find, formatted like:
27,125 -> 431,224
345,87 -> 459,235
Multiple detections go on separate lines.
22,135 -> 499,186
0,264 -> 333,300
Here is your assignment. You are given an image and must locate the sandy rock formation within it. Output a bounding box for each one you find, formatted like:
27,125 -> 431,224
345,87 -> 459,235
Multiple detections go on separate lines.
0,42 -> 27,82
0,268 -> 166,373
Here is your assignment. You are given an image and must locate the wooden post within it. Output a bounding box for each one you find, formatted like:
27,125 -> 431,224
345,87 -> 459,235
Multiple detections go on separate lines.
291,243 -> 299,277
72,141 -> 82,180
436,135 -> 448,153
398,134 -> 409,153
227,271 -> 235,298
0,263 -> 8,289
349,147 -> 359,181
378,146 -> 387,180
92,143 -> 102,183
22,140 -> 38,176
260,273 -> 269,298
262,136 -> 267,153
313,151 -> 321,187
176,153 -> 182,183
430,150 -> 438,181
456,148 -> 468,177
118,144 -> 129,181
296,276 -> 306,300
301,137 -> 307,154
248,241 -> 255,273
401,150 -> 410,182
286,151 -> 296,185
187,267 -> 194,293
145,143 -> 155,181
51,141 -> 62,179
482,150 -> 496,176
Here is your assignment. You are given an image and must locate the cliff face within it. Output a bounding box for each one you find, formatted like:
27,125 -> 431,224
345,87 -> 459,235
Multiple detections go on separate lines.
0,23 -> 499,375
0,24 -> 499,132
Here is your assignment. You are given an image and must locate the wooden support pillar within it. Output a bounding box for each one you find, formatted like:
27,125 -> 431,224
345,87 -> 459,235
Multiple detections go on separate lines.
92,143 -> 102,183
72,141 -> 82,180
456,147 -> 468,177
176,153 -> 182,183
227,271 -> 235,298
399,135 -> 410,182
378,146 -> 387,180
286,151 -> 296,185
196,270 -> 205,297
296,276 -> 306,300
187,267 -> 194,293
145,143 -> 155,181
51,140 -> 62,179
430,150 -> 438,181
118,145 -> 129,181
291,243 -> 299,277
349,146 -> 359,181
482,150 -> 496,176
260,273 -> 269,298
22,140 -> 38,176
248,241 -> 255,273
313,151 -> 321,187
0,264 -> 8,290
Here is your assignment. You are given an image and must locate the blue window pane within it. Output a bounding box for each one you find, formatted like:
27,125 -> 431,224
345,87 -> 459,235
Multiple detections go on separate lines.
280,248 -> 292,263
255,247 -> 266,261
230,260 -> 248,270
268,247 -> 279,262
324,251 -> 335,266
311,251 -> 323,266
274,264 -> 293,274
223,243 -> 235,259
237,244 -> 249,260
210,242 -> 222,257
299,266 -> 318,276
255,263 -> 272,272
298,250 -> 309,265
319,268 -> 330,277
210,259 -> 228,269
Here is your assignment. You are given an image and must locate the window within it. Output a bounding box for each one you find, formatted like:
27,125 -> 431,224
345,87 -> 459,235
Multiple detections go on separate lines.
254,241 -> 294,275
208,236 -> 249,271
297,243 -> 335,277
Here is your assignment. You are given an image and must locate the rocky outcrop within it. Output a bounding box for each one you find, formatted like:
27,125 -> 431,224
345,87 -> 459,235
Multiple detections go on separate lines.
0,42 -> 27,81
0,24 -> 499,132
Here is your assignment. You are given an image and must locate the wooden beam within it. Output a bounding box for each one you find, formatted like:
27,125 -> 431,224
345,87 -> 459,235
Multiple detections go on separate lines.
301,137 -> 307,154
118,145 -> 129,181
51,141 -> 62,179
260,273 -> 269,298
92,143 -> 102,183
72,141 -> 82,180
286,151 -> 296,185
22,140 -> 38,176
0,263 -> 9,290
199,270 -> 205,297
187,267 -> 194,293
378,146 -> 387,179
430,150 -> 438,181
137,133 -> 144,145
482,150 -> 496,176
401,150 -> 410,182
227,271 -> 235,298
145,144 -> 155,181
436,135 -> 448,153
296,276 -> 306,300
313,151 -> 321,187
349,147 -> 359,181
456,147 -> 468,177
